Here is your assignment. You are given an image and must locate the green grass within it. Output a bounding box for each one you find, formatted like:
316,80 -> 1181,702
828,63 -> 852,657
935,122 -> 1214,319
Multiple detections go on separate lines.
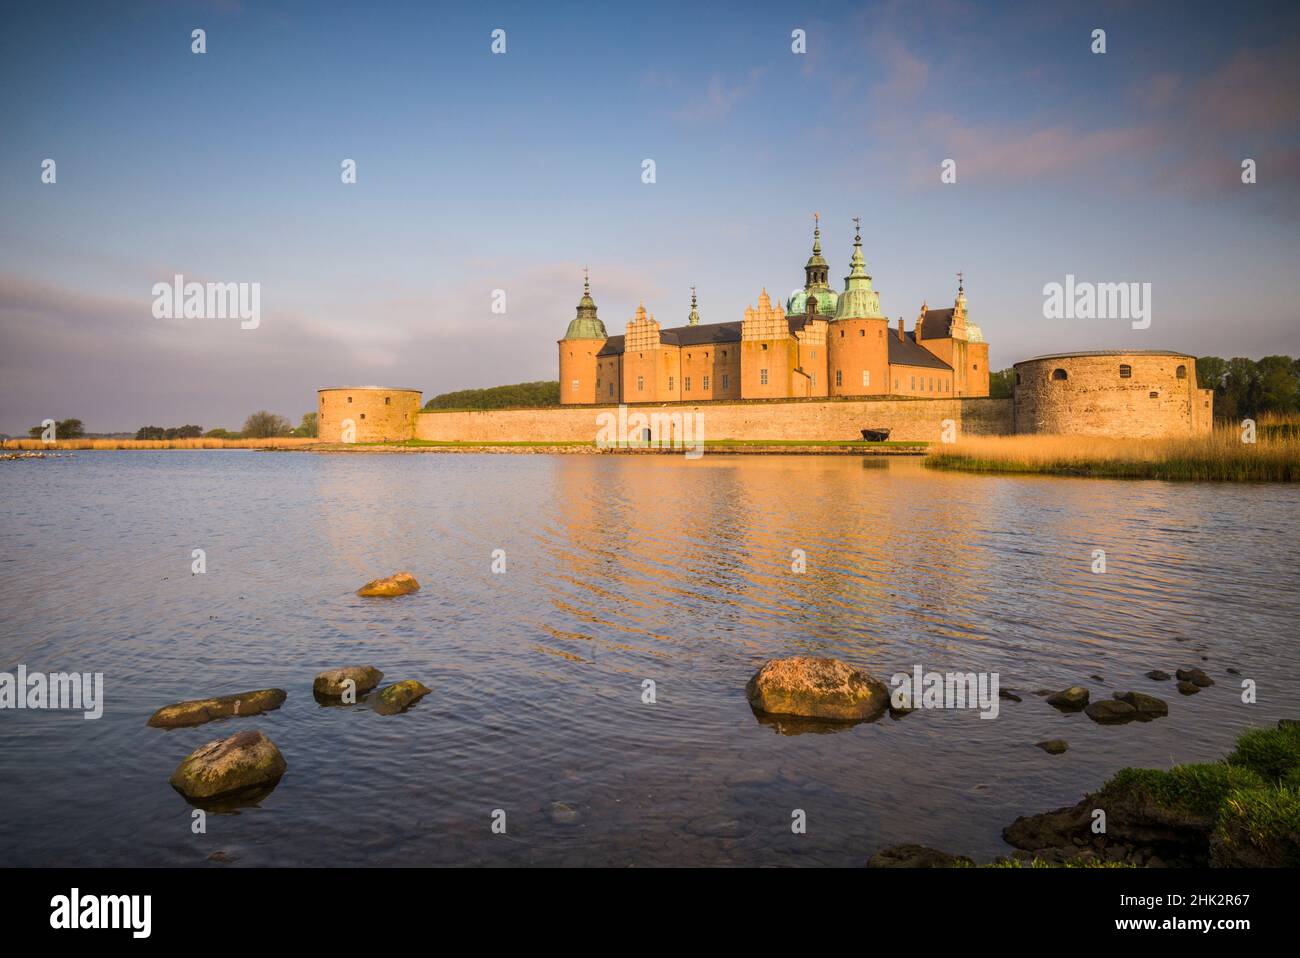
1225,725 -> 1300,783
353,438 -> 928,449
1099,763 -> 1267,818
1213,786 -> 1300,865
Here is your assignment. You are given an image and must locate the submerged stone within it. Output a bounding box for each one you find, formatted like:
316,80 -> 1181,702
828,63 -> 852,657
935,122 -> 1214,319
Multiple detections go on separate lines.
1036,739 -> 1069,754
867,844 -> 973,868
356,572 -> 420,597
368,679 -> 431,715
1114,691 -> 1169,717
169,729 -> 286,802
147,689 -> 286,729
1176,668 -> 1214,687
745,656 -> 889,722
1177,681 -> 1201,695
1146,670 -> 1172,681
313,665 -> 384,699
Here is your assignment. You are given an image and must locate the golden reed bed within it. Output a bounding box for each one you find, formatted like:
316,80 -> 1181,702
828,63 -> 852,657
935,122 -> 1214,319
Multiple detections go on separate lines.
926,420 -> 1300,481
1,437 -> 318,450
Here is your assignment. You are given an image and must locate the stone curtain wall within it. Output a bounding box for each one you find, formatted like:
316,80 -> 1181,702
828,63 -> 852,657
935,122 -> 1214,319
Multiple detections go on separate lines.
415,397 -> 1015,444
1013,353 -> 1209,438
318,388 -> 423,442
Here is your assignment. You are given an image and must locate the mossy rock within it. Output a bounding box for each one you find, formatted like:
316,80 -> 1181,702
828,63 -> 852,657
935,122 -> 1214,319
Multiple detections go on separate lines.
147,689 -> 286,729
1226,724 -> 1300,783
169,729 -> 286,802
1085,699 -> 1137,724
1114,691 -> 1169,717
313,665 -> 383,699
867,844 -> 973,868
745,657 -> 889,722
356,572 -> 420,597
368,679 -> 431,715
1046,686 -> 1089,710
1210,785 -> 1300,867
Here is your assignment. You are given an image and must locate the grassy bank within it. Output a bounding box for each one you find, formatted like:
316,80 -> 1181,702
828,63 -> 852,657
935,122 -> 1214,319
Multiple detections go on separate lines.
925,425 -> 1300,481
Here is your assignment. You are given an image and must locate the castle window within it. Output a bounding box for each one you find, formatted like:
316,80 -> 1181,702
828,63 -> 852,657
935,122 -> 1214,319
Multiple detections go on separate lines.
703,375 -> 710,390
973,364 -> 978,371
668,376 -> 674,391
911,376 -> 915,390
862,370 -> 870,387
722,374 -> 729,390
894,379 -> 899,390
721,351 -> 726,358
835,370 -> 842,387
637,376 -> 644,391
840,330 -> 845,337
1015,372 -> 1021,385
360,413 -> 366,419
1150,391 -> 1160,398
810,372 -> 816,387
761,343 -> 768,351
571,379 -> 579,393
859,329 -> 865,337
609,382 -> 615,397
385,397 -> 391,405
760,368 -> 769,385
1051,369 -> 1068,381
347,396 -> 353,403
1119,364 -> 1132,378
685,377 -> 691,392
1176,365 -> 1187,379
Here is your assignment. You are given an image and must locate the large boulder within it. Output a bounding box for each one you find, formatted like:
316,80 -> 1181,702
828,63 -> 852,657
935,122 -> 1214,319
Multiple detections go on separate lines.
745,657 -> 889,722
356,572 -> 420,597
1114,691 -> 1169,717
1085,699 -> 1138,724
168,730 -> 286,802
147,689 -> 286,729
1046,686 -> 1090,710
313,666 -> 383,699
368,679 -> 431,715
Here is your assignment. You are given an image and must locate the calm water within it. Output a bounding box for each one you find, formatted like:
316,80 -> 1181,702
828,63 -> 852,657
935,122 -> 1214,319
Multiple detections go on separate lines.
1,451 -> 1298,867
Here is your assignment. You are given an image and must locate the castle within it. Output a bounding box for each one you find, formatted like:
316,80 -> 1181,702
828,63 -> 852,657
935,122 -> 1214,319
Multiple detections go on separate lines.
558,216 -> 990,406
315,215 -> 1213,444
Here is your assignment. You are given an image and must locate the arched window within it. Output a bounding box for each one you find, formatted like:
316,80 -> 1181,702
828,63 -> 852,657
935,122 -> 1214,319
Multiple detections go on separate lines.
1015,372 -> 1022,385
1051,368 -> 1068,381
1119,364 -> 1132,378
1176,365 -> 1187,379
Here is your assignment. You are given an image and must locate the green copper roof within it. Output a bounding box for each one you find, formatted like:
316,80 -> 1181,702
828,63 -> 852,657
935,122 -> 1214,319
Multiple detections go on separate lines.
786,216 -> 838,316
687,286 -> 700,326
562,273 -> 608,340
834,224 -> 884,320
805,222 -> 828,269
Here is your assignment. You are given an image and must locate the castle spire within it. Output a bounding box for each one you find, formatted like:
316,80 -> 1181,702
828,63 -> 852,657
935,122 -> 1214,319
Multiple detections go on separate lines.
833,217 -> 884,320
561,268 -> 607,340
688,286 -> 700,326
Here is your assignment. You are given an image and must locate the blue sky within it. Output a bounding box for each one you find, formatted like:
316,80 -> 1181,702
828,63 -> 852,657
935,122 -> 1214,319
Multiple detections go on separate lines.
2,0 -> 1298,432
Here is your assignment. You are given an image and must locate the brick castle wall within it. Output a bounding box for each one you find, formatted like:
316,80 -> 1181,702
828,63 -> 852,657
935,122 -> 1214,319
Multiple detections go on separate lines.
415,396 -> 1015,444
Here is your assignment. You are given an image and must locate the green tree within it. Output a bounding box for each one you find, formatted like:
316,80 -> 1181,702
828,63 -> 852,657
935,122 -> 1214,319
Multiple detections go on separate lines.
1195,356 -> 1228,393
424,381 -> 560,411
241,410 -> 293,438
295,412 -> 319,437
1221,357 -> 1261,421
28,418 -> 85,439
135,425 -> 166,440
988,368 -> 1015,399
1257,355 -> 1299,415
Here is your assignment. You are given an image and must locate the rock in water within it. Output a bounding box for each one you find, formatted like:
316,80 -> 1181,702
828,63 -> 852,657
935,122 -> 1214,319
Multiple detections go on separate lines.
147,689 -> 286,729
1114,691 -> 1169,717
368,680 -> 431,715
356,572 -> 420,597
745,657 -> 889,722
1146,670 -> 1172,681
1176,668 -> 1214,687
313,666 -> 384,699
169,730 -> 286,801
549,802 -> 581,825
1177,681 -> 1201,695
867,844 -> 973,868
1036,739 -> 1069,754
1046,686 -> 1090,710
1085,700 -> 1138,723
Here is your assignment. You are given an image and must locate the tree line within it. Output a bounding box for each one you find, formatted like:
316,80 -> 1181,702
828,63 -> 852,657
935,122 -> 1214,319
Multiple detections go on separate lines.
26,412 -> 318,440
424,381 -> 560,410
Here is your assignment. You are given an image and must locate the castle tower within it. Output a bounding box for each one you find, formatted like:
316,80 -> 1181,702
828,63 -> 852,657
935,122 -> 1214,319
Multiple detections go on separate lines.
828,219 -> 889,396
558,269 -> 608,405
687,286 -> 700,326
786,213 -> 839,318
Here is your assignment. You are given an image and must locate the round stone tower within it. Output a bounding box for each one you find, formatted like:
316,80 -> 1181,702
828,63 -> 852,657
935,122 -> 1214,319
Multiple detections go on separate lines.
558,270 -> 608,406
317,387 -> 422,442
827,220 -> 889,396
1013,351 -> 1212,437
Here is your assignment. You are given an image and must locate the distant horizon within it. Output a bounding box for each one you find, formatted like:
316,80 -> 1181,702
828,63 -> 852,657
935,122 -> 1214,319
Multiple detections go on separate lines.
3,0 -> 1298,433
